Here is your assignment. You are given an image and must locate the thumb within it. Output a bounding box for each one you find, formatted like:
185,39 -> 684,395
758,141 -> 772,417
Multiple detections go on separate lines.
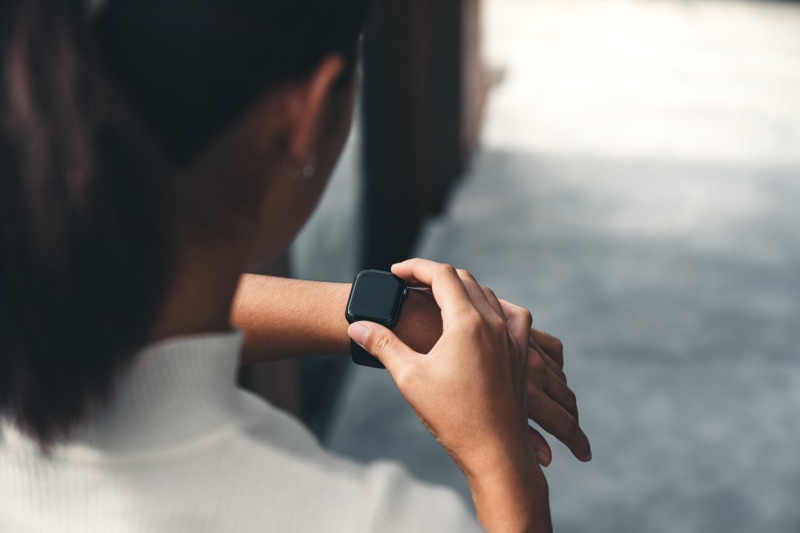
348,321 -> 417,372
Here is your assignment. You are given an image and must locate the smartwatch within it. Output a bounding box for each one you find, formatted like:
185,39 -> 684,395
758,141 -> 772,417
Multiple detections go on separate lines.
345,269 -> 408,368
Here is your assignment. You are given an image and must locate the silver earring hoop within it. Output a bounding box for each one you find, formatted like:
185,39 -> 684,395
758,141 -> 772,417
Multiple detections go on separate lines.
287,153 -> 317,179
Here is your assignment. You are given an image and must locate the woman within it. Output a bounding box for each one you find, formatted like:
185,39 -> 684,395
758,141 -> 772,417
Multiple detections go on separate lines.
0,1 -> 590,531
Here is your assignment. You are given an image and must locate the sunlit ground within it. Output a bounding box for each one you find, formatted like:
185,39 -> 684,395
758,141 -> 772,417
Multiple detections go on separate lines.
483,0 -> 800,167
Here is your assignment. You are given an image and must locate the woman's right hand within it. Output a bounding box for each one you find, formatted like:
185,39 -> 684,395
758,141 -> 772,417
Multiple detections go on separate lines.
348,258 -> 552,533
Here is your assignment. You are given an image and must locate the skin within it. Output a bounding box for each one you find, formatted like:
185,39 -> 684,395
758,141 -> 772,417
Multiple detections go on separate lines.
231,275 -> 592,466
151,53 -> 590,532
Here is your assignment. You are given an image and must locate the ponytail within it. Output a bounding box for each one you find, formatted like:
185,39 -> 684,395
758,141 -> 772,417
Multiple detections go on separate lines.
0,0 -> 171,445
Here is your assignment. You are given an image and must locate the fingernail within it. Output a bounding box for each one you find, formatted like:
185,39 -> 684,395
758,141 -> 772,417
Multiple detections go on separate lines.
584,449 -> 592,462
348,323 -> 370,346
536,451 -> 551,466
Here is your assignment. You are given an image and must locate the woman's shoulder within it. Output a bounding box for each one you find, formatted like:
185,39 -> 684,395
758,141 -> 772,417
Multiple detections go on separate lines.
216,389 -> 484,533
0,395 -> 481,533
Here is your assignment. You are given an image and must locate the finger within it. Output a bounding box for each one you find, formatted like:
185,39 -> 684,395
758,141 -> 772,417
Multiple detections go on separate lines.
528,426 -> 552,467
391,258 -> 451,286
481,286 -> 505,318
531,327 -> 564,368
391,259 -> 473,318
498,300 -> 533,349
528,391 -> 592,462
403,279 -> 434,289
348,322 -> 419,375
530,341 -> 567,384
541,364 -> 580,422
528,348 -> 578,423
455,269 -> 496,317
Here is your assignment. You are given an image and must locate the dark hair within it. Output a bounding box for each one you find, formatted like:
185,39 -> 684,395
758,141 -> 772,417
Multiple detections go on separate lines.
0,0 -> 371,446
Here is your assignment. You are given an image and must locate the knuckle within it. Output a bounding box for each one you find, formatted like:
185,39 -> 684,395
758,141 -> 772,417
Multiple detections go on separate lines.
566,387 -> 577,403
523,309 -> 533,327
370,334 -> 392,360
503,300 -> 532,324
456,268 -> 476,282
562,416 -> 580,435
526,381 -> 542,398
565,389 -> 578,410
521,309 -> 533,327
459,309 -> 486,334
553,338 -> 564,355
529,353 -> 545,371
438,263 -> 456,276
488,315 -> 507,331
463,310 -> 484,330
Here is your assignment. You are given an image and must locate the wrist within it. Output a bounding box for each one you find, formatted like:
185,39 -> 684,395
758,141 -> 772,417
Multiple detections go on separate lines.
316,281 -> 352,355
462,439 -> 551,533
471,462 -> 550,533
311,281 -> 443,356
234,276 -> 353,362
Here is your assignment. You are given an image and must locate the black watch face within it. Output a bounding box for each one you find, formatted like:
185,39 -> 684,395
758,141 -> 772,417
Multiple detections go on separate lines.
347,271 -> 405,325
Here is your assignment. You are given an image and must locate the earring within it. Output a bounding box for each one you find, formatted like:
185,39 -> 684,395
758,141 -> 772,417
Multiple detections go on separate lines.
287,153 -> 317,179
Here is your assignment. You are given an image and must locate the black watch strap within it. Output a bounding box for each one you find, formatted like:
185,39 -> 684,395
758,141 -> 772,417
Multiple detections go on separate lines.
351,340 -> 385,369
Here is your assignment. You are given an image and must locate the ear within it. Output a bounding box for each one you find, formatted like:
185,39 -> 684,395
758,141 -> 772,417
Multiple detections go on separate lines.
285,55 -> 345,164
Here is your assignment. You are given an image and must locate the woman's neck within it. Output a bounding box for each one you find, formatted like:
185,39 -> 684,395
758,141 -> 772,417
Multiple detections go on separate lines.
149,242 -> 249,343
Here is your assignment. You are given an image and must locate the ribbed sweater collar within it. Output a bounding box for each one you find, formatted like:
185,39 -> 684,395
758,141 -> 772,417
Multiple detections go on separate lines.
5,331 -> 246,460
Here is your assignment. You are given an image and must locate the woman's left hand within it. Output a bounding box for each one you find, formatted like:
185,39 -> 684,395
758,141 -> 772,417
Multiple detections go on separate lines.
523,327 -> 591,465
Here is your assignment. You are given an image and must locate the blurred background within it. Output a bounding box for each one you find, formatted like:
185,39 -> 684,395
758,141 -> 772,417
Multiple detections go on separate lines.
245,0 -> 800,531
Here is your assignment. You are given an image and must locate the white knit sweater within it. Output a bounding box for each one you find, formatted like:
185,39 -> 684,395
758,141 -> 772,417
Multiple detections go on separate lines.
0,332 -> 482,532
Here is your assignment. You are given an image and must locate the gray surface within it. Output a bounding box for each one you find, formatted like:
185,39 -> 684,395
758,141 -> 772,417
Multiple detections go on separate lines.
322,1 -> 800,532
327,151 -> 800,533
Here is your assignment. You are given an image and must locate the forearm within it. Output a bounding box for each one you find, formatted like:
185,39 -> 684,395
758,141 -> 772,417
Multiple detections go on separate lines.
232,275 -> 350,363
232,274 -> 442,364
468,454 -> 552,533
